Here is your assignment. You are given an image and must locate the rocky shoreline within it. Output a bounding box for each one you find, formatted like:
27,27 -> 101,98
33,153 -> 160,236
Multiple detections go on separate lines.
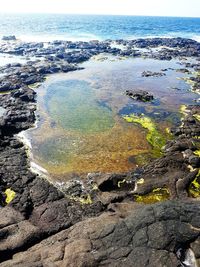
0,37 -> 200,266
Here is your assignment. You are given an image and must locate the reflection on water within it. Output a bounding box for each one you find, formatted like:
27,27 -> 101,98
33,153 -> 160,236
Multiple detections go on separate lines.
26,56 -> 198,180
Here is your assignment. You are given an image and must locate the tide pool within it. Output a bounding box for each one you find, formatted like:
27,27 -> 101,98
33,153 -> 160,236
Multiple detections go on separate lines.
25,56 -> 198,180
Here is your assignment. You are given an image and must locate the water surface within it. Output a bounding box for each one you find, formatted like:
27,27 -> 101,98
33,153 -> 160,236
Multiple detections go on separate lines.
0,14 -> 200,41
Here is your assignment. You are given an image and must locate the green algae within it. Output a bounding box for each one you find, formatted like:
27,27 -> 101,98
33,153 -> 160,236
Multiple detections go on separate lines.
5,188 -> 15,204
134,188 -> 170,204
123,114 -> 166,155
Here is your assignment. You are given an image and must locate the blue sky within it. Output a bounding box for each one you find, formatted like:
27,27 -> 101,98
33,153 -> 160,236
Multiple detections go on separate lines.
1,0 -> 200,17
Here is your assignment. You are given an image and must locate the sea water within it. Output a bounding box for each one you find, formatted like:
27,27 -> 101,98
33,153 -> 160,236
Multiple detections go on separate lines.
0,14 -> 200,42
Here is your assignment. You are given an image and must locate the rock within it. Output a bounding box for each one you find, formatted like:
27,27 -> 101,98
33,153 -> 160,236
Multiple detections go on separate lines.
125,90 -> 154,102
2,35 -> 16,41
1,200 -> 200,267
176,68 -> 191,73
0,37 -> 199,267
142,71 -> 166,77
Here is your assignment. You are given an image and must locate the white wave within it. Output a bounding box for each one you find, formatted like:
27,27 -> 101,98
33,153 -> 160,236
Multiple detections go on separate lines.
17,131 -> 32,149
191,35 -> 200,42
30,162 -> 48,175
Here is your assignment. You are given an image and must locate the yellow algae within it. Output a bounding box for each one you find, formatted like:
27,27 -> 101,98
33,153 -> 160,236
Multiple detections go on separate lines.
193,136 -> 200,140
179,104 -> 188,116
189,148 -> 200,197
189,178 -> 200,198
193,114 -> 200,122
194,150 -> 200,157
187,165 -> 196,172
189,170 -> 200,198
92,184 -> 98,190
134,188 -> 170,204
123,114 -> 166,153
28,83 -> 41,89
5,188 -> 16,204
166,127 -> 171,134
137,178 -> 144,185
70,194 -> 93,205
79,194 -> 92,205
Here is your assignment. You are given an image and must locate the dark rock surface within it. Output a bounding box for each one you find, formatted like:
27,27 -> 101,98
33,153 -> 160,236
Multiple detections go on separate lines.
1,200 -> 200,267
0,37 -> 199,266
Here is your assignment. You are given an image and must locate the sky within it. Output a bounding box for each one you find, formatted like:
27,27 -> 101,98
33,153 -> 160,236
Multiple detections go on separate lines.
0,0 -> 200,17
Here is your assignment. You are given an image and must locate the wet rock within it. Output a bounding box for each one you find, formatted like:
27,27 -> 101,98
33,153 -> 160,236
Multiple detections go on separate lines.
176,68 -> 191,73
125,89 -> 154,102
55,180 -> 84,197
142,71 -> 166,77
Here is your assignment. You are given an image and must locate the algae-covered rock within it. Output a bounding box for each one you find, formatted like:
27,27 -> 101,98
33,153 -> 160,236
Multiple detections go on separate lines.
5,189 -> 15,204
134,188 -> 170,204
123,114 -> 166,154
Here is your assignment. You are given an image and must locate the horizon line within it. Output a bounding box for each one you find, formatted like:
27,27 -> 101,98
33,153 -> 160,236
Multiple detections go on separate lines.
0,12 -> 199,19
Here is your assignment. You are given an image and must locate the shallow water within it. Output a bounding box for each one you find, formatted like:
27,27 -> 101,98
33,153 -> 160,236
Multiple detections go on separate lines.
25,56 -> 198,180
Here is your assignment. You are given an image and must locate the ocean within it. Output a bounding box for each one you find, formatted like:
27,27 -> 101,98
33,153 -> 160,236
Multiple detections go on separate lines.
0,13 -> 200,42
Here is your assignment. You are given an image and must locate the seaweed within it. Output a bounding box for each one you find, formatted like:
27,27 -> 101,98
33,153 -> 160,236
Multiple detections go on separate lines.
123,114 -> 166,155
